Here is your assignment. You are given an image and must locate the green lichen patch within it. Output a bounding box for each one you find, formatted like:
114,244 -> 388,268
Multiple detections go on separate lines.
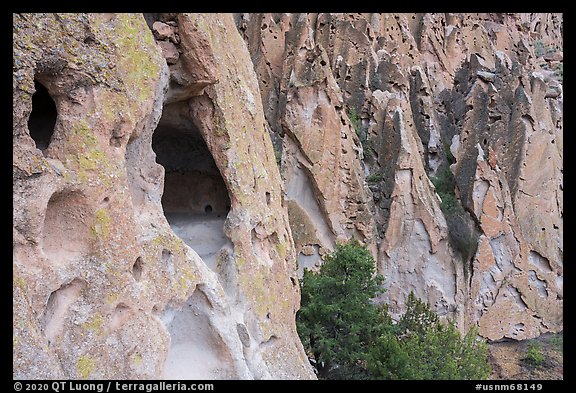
275,241 -> 287,259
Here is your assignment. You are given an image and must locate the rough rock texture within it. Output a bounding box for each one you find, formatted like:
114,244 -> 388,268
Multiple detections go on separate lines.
237,13 -> 562,339
13,12 -> 563,380
13,13 -> 314,380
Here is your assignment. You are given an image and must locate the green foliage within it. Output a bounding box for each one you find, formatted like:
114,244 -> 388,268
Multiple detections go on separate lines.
367,173 -> 383,183
297,243 -> 492,380
296,241 -> 386,379
534,40 -> 555,58
430,168 -> 459,214
445,144 -> 456,165
549,333 -> 563,352
398,292 -> 439,336
534,40 -> 546,57
555,63 -> 563,82
523,342 -> 545,367
346,108 -> 362,135
370,72 -> 381,91
391,293 -> 491,380
274,146 -> 282,168
430,168 -> 479,262
346,107 -> 372,159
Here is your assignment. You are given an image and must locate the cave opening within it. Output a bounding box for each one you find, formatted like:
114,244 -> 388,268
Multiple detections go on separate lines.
152,111 -> 231,269
28,80 -> 57,155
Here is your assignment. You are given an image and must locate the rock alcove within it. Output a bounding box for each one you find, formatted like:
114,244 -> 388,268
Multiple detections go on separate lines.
152,105 -> 231,270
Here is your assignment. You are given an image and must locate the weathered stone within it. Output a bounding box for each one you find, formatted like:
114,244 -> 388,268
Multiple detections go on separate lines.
477,71 -> 496,82
237,12 -> 562,340
13,13 -> 314,380
152,21 -> 175,41
13,12 -> 562,381
157,40 -> 179,64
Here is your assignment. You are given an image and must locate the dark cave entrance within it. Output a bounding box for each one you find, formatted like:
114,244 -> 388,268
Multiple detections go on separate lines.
152,110 -> 231,269
28,80 -> 57,155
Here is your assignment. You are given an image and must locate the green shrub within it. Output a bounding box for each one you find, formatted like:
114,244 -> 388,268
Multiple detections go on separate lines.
555,63 -> 563,82
297,242 -> 492,380
346,108 -> 362,135
296,241 -> 386,379
549,333 -> 563,352
523,342 -> 545,367
274,146 -> 282,167
445,143 -> 456,165
346,107 -> 372,159
391,293 -> 491,380
367,173 -> 383,183
430,168 -> 458,213
430,168 -> 479,262
534,40 -> 558,58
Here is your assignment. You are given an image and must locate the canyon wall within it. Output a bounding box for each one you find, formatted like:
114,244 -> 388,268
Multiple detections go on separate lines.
13,12 -> 562,379
236,12 -> 563,340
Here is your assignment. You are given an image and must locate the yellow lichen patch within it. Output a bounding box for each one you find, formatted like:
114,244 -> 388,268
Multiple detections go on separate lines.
132,352 -> 142,366
76,355 -> 95,379
105,292 -> 119,305
175,265 -> 198,298
66,120 -> 116,186
91,208 -> 111,238
151,234 -> 186,257
13,275 -> 27,292
275,241 -> 287,259
82,313 -> 104,336
95,14 -> 161,103
100,89 -> 132,125
70,120 -> 98,150
103,261 -> 122,279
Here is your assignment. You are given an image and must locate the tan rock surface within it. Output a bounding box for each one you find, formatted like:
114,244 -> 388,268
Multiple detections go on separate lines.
238,13 -> 562,339
13,12 -> 562,380
13,13 -> 314,380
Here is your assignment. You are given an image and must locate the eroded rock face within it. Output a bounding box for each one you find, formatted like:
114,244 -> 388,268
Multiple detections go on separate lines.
237,13 -> 562,340
13,12 -> 563,380
13,13 -> 314,380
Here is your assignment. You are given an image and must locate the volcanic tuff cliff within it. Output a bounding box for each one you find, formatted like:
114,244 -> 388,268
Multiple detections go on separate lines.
13,13 -> 562,379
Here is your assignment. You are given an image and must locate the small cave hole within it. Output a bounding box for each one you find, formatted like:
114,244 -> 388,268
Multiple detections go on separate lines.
152,103 -> 232,272
103,197 -> 110,203
483,138 -> 488,145
265,192 -> 271,206
28,80 -> 57,155
132,257 -> 144,282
